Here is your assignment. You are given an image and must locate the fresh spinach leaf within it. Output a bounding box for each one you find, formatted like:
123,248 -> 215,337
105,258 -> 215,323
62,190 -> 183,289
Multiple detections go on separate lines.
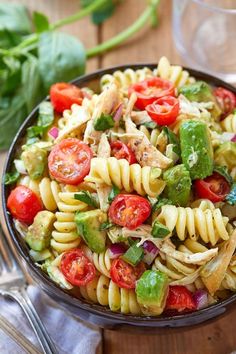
33,11 -> 50,33
74,191 -> 98,207
108,184 -> 120,202
0,3 -> 31,34
214,165 -> 233,185
226,183 -> 236,205
0,93 -> 27,150
81,0 -> 118,25
0,29 -> 23,49
4,171 -> 20,185
21,56 -> 44,113
38,31 -> 86,92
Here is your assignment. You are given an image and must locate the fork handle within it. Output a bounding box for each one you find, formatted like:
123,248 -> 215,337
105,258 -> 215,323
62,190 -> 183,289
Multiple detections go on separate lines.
7,287 -> 58,354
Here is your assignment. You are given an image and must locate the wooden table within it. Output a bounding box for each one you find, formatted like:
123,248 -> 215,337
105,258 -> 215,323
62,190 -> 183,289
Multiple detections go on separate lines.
1,1 -> 236,353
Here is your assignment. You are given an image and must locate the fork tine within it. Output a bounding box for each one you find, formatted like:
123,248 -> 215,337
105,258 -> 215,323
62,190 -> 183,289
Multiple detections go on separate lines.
0,226 -> 18,271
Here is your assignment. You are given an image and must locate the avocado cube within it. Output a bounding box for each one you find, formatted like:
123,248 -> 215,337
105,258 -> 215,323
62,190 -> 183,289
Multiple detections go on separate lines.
75,209 -> 107,253
21,145 -> 47,180
136,270 -> 169,316
25,211 -> 55,251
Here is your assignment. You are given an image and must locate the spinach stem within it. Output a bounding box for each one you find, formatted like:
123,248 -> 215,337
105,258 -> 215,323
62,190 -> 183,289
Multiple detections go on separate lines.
86,0 -> 160,58
51,0 -> 107,30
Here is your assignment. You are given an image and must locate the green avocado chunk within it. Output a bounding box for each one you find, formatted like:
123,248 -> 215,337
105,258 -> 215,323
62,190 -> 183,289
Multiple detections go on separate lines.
180,120 -> 214,180
122,243 -> 144,266
178,81 -> 213,102
163,164 -> 191,206
25,211 -> 55,251
75,209 -> 107,253
214,142 -> 236,171
136,270 -> 169,316
21,144 -> 47,180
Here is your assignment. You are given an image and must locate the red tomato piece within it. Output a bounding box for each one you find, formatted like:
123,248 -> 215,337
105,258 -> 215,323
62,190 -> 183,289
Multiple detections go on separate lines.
145,96 -> 179,125
194,172 -> 230,203
108,194 -> 151,230
48,138 -> 93,185
7,185 -> 43,224
110,141 -> 137,164
110,258 -> 146,289
165,286 -> 196,312
128,77 -> 175,110
60,248 -> 96,286
214,87 -> 236,118
50,83 -> 83,113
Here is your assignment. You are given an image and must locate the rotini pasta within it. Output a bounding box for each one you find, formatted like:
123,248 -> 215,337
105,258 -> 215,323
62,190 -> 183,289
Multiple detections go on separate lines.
80,275 -> 141,315
85,157 -> 166,197
157,205 -> 229,245
221,113 -> 236,133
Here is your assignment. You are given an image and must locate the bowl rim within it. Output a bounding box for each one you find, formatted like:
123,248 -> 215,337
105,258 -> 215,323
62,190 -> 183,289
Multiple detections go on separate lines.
2,63 -> 236,326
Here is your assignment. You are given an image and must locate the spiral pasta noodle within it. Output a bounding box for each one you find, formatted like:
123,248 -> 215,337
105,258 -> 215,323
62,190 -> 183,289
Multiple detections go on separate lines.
157,205 -> 229,245
79,275 -> 141,315
156,56 -> 195,88
85,157 -> 166,198
100,67 -> 153,93
221,113 -> 236,133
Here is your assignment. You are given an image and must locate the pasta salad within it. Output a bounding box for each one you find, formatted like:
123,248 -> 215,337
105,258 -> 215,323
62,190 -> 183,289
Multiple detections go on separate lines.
5,57 -> 236,316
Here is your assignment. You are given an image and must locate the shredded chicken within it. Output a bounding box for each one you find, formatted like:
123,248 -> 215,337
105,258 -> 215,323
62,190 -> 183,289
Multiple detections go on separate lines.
161,241 -> 218,265
131,110 -> 152,125
84,84 -> 120,147
96,183 -> 111,212
97,133 -> 111,158
200,230 -> 236,294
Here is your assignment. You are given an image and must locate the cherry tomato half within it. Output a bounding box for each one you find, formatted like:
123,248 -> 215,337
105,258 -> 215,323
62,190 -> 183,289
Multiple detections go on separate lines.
50,83 -> 84,113
165,286 -> 196,312
48,138 -> 93,185
60,248 -> 96,286
110,258 -> 146,289
110,141 -> 137,164
109,194 -> 151,230
214,87 -> 236,118
194,172 -> 230,203
145,96 -> 179,125
128,77 -> 175,110
7,185 -> 43,224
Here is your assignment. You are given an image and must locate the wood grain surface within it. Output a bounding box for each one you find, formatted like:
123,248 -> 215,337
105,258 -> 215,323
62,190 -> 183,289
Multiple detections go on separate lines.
0,1 -> 236,354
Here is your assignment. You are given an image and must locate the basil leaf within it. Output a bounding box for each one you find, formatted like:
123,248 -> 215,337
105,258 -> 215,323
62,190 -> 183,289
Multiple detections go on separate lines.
142,121 -> 158,129
22,56 -> 44,113
0,29 -> 23,49
151,197 -> 173,212
0,4 -> 31,34
4,171 -> 20,185
38,31 -> 86,92
214,165 -> 233,185
37,101 -> 54,127
226,183 -> 236,205
108,184 -> 120,203
163,126 -> 181,157
100,221 -> 114,231
0,93 -> 27,150
74,191 -> 98,208
33,11 -> 50,33
94,113 -> 114,131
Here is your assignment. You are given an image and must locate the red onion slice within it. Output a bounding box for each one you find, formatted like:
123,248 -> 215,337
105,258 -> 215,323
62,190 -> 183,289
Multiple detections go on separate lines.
142,240 -> 159,265
231,135 -> 236,142
48,126 -> 59,139
193,289 -> 208,310
109,243 -> 126,259
113,103 -> 123,122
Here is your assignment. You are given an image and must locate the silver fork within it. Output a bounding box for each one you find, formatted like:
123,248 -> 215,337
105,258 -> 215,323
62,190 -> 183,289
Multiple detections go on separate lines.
0,226 -> 58,354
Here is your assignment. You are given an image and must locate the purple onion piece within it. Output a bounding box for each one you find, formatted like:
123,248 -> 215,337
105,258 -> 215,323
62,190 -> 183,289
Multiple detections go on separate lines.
48,126 -> 59,139
113,103 -> 123,122
142,240 -> 159,265
109,243 -> 126,259
193,289 -> 208,310
231,135 -> 236,142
